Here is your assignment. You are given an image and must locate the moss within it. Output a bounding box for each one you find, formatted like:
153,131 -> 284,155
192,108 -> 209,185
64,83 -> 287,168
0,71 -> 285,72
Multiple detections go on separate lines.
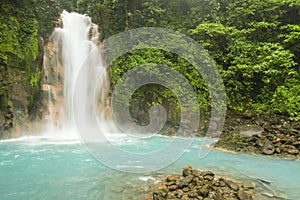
0,0 -> 61,136
0,94 -> 8,111
216,133 -> 247,151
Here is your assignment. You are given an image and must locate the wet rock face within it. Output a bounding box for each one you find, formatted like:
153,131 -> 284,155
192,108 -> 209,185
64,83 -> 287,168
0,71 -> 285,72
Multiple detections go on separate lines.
152,166 -> 255,200
0,0 -> 62,138
0,108 -> 13,138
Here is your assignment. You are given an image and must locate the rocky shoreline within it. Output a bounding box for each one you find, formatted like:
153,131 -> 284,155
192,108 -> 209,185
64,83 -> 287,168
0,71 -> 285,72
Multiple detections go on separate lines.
147,114 -> 299,199
215,113 -> 300,159
150,166 -> 255,200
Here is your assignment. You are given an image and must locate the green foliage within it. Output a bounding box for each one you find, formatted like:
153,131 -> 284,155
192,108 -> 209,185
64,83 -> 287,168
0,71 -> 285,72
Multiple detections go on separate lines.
246,22 -> 280,43
2,0 -> 299,125
0,0 -> 61,125
0,1 -> 39,64
225,41 -> 296,97
271,80 -> 300,121
110,48 -> 210,124
188,23 -> 238,67
30,70 -> 41,87
280,24 -> 300,69
86,0 -> 300,121
225,0 -> 282,28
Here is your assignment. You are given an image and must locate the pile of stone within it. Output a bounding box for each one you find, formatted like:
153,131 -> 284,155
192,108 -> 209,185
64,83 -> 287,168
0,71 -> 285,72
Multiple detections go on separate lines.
216,128 -> 300,158
216,115 -> 300,158
152,166 -> 255,200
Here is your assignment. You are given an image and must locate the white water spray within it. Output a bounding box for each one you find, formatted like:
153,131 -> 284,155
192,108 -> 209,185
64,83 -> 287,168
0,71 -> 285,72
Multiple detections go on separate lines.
47,85 -> 52,123
44,11 -> 109,138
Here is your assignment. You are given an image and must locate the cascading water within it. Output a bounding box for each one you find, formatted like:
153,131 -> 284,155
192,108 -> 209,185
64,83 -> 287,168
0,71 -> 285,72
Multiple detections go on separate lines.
44,11 -> 108,132
1,10 -> 300,200
46,85 -> 52,123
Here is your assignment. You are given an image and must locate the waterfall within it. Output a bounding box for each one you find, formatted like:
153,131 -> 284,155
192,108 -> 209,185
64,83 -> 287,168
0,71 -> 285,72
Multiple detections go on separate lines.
44,11 -> 108,133
47,85 -> 52,123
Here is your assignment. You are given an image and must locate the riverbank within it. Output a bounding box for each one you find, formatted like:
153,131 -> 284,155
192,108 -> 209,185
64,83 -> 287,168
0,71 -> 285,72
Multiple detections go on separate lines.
215,112 -> 300,159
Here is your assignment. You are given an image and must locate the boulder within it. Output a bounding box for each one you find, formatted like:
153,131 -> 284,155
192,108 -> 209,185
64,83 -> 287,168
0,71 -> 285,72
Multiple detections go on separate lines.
242,182 -> 255,190
167,184 -> 177,191
237,190 -> 252,200
201,171 -> 214,177
182,187 -> 189,192
182,175 -> 193,185
166,175 -> 177,182
153,188 -> 168,200
226,180 -> 239,191
239,125 -> 264,138
188,190 -> 198,198
218,178 -> 226,187
175,189 -> 183,198
262,141 -> 275,155
198,185 -> 209,197
191,169 -> 201,177
286,145 -> 299,155
181,194 -> 190,200
255,138 -> 265,147
293,141 -> 300,149
182,166 -> 192,177
204,175 -> 214,181
166,181 -> 176,186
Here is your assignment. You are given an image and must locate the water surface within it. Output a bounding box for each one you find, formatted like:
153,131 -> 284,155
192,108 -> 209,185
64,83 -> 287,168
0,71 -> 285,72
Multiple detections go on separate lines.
0,134 -> 299,199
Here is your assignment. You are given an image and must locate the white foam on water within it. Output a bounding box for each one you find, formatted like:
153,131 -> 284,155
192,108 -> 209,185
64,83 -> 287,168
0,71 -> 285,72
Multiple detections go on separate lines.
138,176 -> 156,181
